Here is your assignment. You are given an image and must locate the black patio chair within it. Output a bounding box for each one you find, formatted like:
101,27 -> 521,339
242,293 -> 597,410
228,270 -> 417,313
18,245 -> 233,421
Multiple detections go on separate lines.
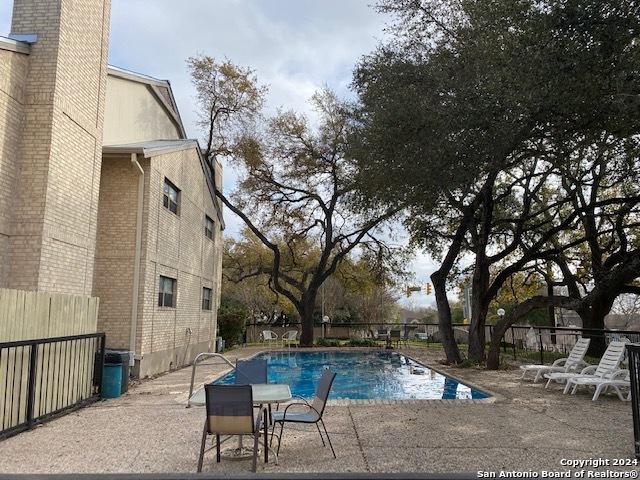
197,384 -> 266,472
270,370 -> 337,458
235,358 -> 268,385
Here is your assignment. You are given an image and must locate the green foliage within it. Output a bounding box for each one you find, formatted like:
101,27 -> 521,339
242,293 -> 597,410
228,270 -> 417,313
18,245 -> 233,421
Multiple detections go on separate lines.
352,0 -> 640,365
347,338 -> 379,347
450,302 -> 465,323
314,338 -> 343,347
488,272 -> 550,326
217,297 -> 248,348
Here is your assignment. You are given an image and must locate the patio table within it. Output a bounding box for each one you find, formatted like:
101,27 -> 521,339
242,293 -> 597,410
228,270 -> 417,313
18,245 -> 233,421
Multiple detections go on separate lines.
189,383 -> 292,463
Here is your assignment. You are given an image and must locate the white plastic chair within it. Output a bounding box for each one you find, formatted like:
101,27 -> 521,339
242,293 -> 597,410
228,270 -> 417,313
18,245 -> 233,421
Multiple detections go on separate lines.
520,338 -> 590,382
282,330 -> 298,348
566,369 -> 630,401
543,341 -> 627,389
262,330 -> 279,346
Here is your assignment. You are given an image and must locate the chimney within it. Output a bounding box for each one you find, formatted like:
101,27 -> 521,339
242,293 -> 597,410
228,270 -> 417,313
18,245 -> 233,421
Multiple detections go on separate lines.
7,0 -> 111,294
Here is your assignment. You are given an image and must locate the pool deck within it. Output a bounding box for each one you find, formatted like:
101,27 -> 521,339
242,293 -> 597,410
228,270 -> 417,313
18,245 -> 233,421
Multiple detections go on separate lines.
0,346 -> 634,475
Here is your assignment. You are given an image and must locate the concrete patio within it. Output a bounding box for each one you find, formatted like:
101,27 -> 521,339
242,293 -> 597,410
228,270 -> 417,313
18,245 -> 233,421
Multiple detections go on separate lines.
0,346 -> 634,475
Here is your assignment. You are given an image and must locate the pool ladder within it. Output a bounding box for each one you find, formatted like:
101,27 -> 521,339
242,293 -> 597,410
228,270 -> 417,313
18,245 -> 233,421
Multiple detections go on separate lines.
186,352 -> 235,408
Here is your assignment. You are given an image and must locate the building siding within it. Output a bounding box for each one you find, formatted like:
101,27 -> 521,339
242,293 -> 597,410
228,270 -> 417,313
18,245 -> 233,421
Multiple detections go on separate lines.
0,1 -> 223,379
95,148 -> 221,377
0,48 -> 29,286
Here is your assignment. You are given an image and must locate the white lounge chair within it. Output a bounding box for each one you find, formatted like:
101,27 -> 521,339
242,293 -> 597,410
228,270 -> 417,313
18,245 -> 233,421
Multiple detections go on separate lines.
520,338 -> 590,382
262,330 -> 279,346
543,341 -> 626,389
566,369 -> 630,401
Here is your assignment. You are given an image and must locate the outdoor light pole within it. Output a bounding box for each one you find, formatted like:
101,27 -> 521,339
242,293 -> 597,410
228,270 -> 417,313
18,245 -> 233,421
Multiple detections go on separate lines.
497,308 -> 506,356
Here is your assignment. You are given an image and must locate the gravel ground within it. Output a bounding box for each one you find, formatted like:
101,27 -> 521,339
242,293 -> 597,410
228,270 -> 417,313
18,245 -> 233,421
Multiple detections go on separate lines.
0,346 -> 634,476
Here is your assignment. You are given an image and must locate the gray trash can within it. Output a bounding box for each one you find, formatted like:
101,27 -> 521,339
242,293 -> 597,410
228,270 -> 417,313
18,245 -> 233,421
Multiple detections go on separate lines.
105,349 -> 130,394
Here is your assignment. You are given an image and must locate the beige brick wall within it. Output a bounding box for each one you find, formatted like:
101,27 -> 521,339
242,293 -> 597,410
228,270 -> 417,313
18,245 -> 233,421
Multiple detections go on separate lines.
94,148 -> 222,376
0,48 -> 29,286
6,0 -> 110,295
94,156 -> 139,349
138,148 -> 221,375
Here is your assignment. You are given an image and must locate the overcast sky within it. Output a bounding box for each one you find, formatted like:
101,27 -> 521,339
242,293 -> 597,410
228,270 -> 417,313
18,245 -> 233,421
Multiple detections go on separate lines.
0,1 -> 443,308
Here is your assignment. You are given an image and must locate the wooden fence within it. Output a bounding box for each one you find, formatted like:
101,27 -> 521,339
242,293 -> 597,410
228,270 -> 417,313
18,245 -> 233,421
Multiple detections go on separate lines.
0,289 -> 101,437
0,288 -> 99,342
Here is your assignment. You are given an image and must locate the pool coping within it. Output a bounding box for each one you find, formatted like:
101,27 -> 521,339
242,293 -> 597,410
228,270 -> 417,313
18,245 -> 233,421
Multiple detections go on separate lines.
212,347 -> 501,405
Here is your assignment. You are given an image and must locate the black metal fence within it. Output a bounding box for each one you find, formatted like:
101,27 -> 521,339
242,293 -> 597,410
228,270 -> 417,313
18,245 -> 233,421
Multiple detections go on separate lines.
0,332 -> 105,439
245,321 -> 639,363
628,344 -> 640,459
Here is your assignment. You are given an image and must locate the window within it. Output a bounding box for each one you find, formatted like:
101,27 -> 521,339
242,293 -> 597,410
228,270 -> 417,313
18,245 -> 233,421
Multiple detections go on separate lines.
202,287 -> 212,311
158,276 -> 176,308
163,178 -> 180,215
204,215 -> 214,240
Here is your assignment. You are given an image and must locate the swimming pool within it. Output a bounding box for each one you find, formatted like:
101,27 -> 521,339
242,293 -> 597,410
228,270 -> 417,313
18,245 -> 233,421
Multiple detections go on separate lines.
214,350 -> 489,400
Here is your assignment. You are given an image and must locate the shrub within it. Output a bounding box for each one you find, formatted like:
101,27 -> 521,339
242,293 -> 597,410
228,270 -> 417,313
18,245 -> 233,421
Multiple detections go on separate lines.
314,338 -> 343,347
217,298 -> 248,349
347,338 -> 379,347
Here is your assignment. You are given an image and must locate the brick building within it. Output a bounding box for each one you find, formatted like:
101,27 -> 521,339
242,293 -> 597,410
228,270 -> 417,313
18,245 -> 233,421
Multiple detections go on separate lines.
0,0 -> 224,377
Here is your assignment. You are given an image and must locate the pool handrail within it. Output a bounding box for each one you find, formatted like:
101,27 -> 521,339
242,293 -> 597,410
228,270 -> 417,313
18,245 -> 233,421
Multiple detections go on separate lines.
186,352 -> 235,408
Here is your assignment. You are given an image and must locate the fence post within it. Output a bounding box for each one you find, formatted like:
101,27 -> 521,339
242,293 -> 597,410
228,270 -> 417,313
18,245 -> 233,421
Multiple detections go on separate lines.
511,327 -> 516,360
627,345 -> 640,459
94,335 -> 106,395
538,330 -> 544,365
25,344 -> 38,427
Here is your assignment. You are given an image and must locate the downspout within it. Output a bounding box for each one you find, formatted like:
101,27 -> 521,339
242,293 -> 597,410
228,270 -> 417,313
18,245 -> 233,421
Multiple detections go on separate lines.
130,153 -> 144,372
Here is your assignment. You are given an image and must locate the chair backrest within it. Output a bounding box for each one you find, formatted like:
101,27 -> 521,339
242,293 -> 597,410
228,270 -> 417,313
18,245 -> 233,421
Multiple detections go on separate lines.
566,338 -> 590,367
311,370 -> 336,417
377,327 -> 387,336
262,330 -> 275,340
594,341 -> 626,377
235,359 -> 268,385
390,330 -> 401,339
205,384 -> 254,435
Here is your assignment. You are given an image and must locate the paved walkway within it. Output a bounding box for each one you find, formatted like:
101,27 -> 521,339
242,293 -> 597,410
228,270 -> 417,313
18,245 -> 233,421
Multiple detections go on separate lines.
0,346 -> 634,475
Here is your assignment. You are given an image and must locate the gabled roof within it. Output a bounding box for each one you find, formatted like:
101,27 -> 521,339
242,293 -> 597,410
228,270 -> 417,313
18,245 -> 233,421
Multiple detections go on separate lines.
107,65 -> 187,139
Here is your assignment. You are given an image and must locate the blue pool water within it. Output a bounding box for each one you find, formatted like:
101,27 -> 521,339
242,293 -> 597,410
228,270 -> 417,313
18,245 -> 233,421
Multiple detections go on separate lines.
214,350 -> 489,400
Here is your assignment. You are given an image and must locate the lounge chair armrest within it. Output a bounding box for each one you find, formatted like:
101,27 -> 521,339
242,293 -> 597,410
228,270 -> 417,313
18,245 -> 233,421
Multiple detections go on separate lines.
551,358 -> 567,367
580,365 -> 597,374
611,369 -> 630,380
565,360 -> 588,372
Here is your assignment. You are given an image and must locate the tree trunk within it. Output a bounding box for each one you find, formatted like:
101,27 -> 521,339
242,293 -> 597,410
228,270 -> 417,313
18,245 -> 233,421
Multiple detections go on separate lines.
578,303 -> 609,358
298,292 -> 317,347
468,258 -> 490,363
431,271 -> 462,364
486,322 -> 510,369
